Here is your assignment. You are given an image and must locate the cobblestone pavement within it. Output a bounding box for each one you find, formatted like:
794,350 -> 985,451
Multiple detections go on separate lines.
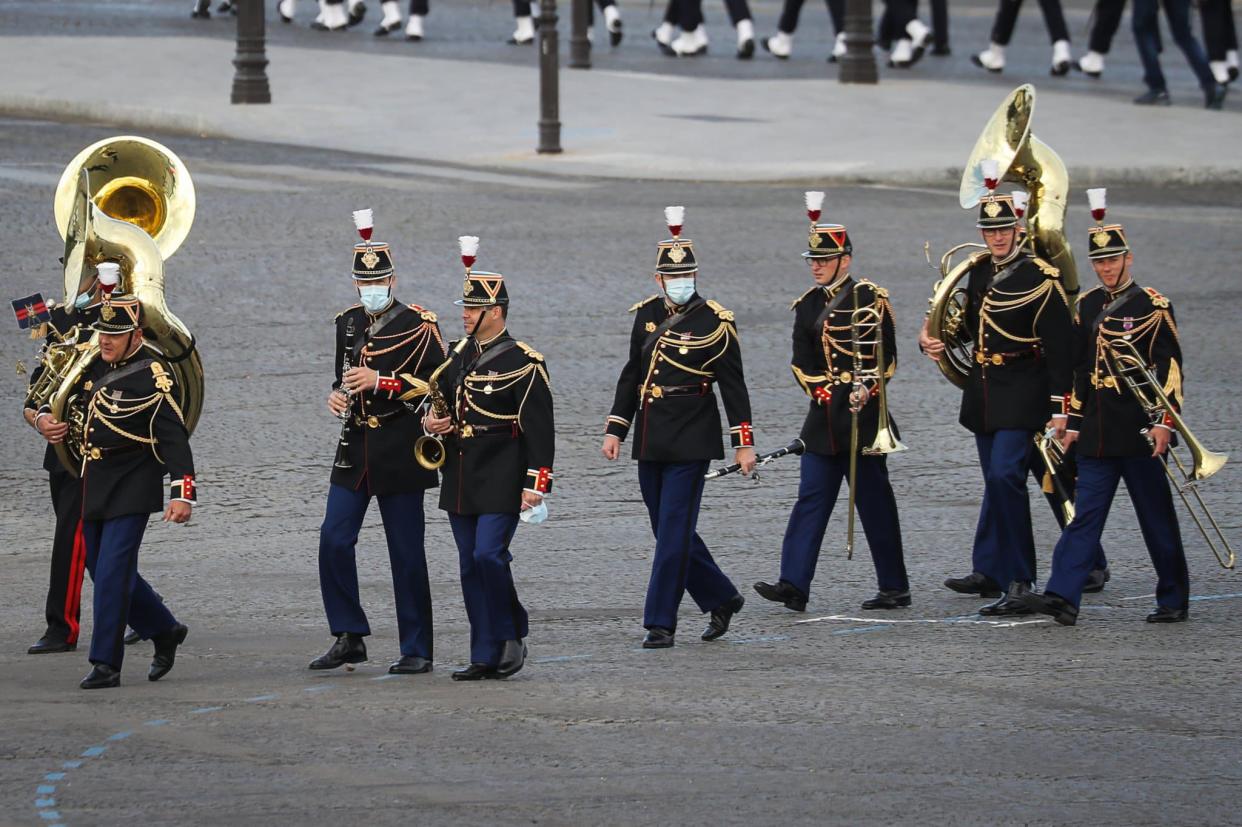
0,0 -> 1223,102
0,118 -> 1240,825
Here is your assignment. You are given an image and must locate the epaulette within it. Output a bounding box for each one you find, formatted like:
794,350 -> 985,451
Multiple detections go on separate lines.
1032,257 -> 1061,278
790,286 -> 819,311
334,303 -> 362,322
149,361 -> 174,393
516,341 -> 544,362
706,299 -> 735,322
1144,286 -> 1170,308
408,303 -> 438,323
856,278 -> 889,299
629,295 -> 660,313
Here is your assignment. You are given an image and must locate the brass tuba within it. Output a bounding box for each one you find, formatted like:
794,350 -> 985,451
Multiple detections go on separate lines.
926,84 -> 1077,389
44,136 -> 203,475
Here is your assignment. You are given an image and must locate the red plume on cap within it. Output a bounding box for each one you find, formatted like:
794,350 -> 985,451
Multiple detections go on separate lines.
353,209 -> 374,242
1010,191 -> 1029,219
664,206 -> 685,239
459,235 -> 480,273
981,159 -> 1000,192
1086,188 -> 1107,222
804,191 -> 824,225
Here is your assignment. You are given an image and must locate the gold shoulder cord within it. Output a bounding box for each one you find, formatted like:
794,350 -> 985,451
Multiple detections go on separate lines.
979,280 -> 1054,345
461,362 -> 540,421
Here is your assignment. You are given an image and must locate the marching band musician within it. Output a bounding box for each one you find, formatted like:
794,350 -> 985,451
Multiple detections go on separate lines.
1020,190 -> 1190,625
69,293 -> 194,689
601,207 -> 752,649
423,238 -> 554,681
23,264 -> 106,655
754,195 -> 910,613
311,212 -> 446,675
919,173 -> 1074,616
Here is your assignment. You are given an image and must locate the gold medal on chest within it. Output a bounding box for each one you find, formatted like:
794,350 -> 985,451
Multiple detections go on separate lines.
483,384 -> 494,394
678,346 -> 689,355
644,321 -> 656,333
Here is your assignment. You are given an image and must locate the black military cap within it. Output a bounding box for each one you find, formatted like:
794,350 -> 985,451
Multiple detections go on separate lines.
91,293 -> 141,334
656,205 -> 698,275
352,241 -> 394,281
1088,224 -> 1129,260
976,194 -> 1019,229
456,271 -> 509,307
804,223 -> 852,259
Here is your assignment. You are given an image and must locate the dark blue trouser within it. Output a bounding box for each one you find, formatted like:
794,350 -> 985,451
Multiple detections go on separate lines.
447,512 -> 527,666
638,460 -> 738,631
1133,0 -> 1216,91
971,430 -> 1036,588
318,483 -> 433,659
779,451 -> 909,597
1045,455 -> 1189,609
82,514 -> 177,670
1031,444 -> 1108,576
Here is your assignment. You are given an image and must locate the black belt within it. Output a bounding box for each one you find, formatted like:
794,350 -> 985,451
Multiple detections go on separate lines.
84,442 -> 145,462
460,422 -> 519,439
974,345 -> 1042,366
646,380 -> 714,400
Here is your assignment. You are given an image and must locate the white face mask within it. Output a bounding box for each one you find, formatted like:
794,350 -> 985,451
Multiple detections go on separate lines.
662,277 -> 696,306
358,284 -> 391,313
520,501 -> 548,525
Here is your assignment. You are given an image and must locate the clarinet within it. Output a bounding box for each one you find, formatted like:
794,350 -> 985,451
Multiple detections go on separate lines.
704,439 -> 806,480
333,318 -> 356,471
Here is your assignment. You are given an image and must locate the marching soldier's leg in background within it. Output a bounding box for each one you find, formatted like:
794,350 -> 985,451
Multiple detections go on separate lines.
671,0 -> 709,55
931,0 -> 950,54
1075,0 -> 1126,76
511,0 -> 536,44
31,467 -> 87,653
719,0 -> 757,57
593,0 -> 624,46
884,0 -> 934,67
654,0 -> 680,54
1201,0 -> 1237,83
311,0 -> 350,29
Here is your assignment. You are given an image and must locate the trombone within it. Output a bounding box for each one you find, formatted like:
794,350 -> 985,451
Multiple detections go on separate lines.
846,305 -> 907,560
1106,338 -> 1235,569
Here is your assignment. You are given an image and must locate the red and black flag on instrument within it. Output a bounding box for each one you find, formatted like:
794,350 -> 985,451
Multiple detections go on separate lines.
11,292 -> 52,330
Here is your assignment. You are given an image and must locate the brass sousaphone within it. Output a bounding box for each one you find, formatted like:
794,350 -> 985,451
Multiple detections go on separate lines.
44,136 -> 203,474
926,84 -> 1079,389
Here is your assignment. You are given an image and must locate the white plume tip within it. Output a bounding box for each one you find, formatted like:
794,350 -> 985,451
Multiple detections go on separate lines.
1086,188 -> 1108,211
352,208 -> 373,231
664,205 -> 685,228
980,158 -> 1000,182
458,235 -> 480,257
804,191 -> 825,212
96,262 -> 121,286
1010,191 -> 1029,211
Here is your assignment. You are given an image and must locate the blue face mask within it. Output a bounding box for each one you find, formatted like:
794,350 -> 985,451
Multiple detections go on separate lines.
74,291 -> 94,310
662,277 -> 696,306
358,285 -> 391,313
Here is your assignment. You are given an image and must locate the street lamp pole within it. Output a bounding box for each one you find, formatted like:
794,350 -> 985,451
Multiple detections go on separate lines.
537,0 -> 562,153
838,0 -> 877,84
231,0 -> 272,103
569,0 -> 591,69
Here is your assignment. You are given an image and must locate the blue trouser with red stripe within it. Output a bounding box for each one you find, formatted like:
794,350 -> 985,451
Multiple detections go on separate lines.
82,513 -> 178,670
318,483 -> 434,659
447,512 -> 527,666
43,468 -> 87,645
778,450 -> 909,598
1045,454 -> 1189,609
639,460 -> 739,631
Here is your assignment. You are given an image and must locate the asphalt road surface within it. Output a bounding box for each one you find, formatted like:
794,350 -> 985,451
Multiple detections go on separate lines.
1,118 -> 1240,825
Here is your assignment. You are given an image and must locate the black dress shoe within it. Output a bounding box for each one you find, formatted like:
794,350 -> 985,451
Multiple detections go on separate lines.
931,44 -> 951,56
217,0 -> 237,13
124,629 -> 142,646
609,20 -> 623,47
1205,83 -> 1228,110
496,640 -> 527,677
753,580 -> 807,612
737,38 -> 755,59
1082,566 -> 1111,594
1146,606 -> 1188,623
1134,88 -> 1171,106
388,655 -> 433,674
452,662 -> 498,680
944,572 -> 1002,598
28,636 -> 75,654
702,594 -> 744,640
642,627 -> 674,648
191,0 -> 211,18
149,623 -> 188,682
308,632 -> 368,670
80,664 -> 120,690
978,582 -> 1035,617
310,20 -> 347,30
374,21 -> 401,36
347,2 -> 366,26
861,590 -> 911,610
1016,591 -> 1078,626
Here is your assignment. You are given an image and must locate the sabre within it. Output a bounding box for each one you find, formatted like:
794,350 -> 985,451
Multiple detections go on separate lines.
705,439 -> 805,481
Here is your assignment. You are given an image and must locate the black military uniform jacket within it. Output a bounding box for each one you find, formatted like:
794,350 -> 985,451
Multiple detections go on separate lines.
436,330 -> 555,515
606,293 -> 754,462
1067,283 -> 1183,457
789,277 -> 898,456
78,351 -> 196,520
26,301 -> 99,474
331,300 -> 446,496
958,251 -> 1074,434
